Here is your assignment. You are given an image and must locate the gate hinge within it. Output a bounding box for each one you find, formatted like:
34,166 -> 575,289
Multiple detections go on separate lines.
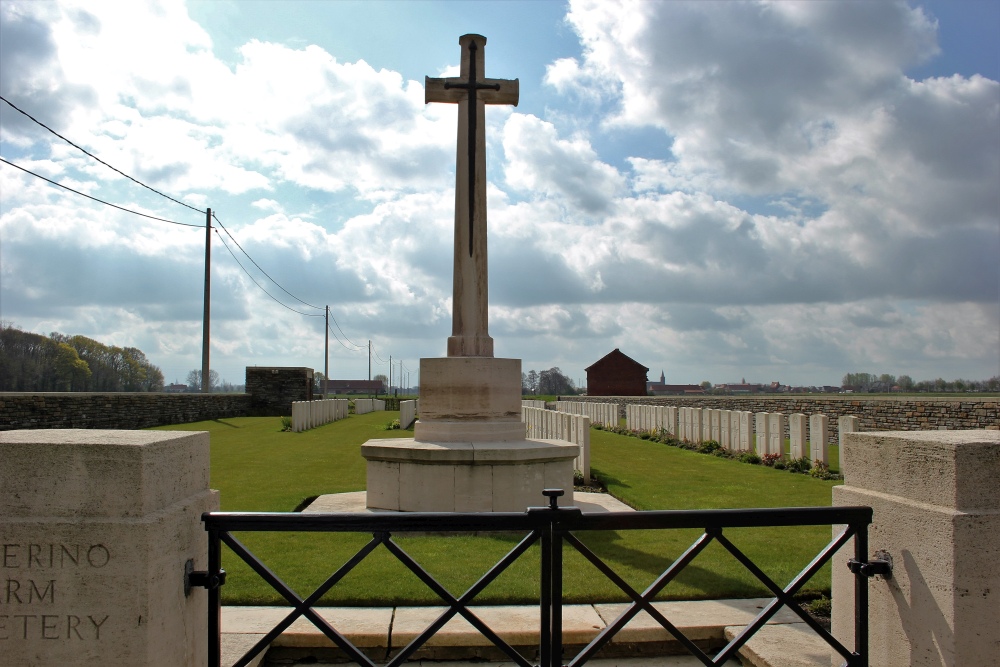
185,558 -> 227,596
847,550 -> 892,579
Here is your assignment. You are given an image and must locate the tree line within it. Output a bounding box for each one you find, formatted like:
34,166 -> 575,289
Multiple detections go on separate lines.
0,322 -> 164,392
521,367 -> 579,396
841,372 -> 999,393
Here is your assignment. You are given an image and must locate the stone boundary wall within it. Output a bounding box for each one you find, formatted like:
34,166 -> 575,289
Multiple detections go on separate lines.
561,395 -> 998,440
0,392 -> 251,430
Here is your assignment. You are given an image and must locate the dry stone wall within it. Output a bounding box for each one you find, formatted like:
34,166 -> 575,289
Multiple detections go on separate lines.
563,395 -> 998,441
0,392 -> 251,430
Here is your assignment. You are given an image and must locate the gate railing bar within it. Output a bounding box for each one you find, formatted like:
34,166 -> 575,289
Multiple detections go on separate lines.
565,530 -> 717,667
540,514 -> 553,667
712,525 -> 858,666
202,504 -> 874,667
855,522 -> 869,667
207,526 -> 222,667
220,530 -> 384,667
381,530 -> 540,667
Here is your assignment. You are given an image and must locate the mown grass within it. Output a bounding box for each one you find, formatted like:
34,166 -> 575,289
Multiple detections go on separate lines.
154,415 -> 841,606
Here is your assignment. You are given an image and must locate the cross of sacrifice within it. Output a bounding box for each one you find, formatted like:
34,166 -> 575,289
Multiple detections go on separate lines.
425,34 -> 518,358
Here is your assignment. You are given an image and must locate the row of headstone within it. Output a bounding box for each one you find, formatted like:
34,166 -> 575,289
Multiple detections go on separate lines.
554,400 -> 617,428
522,406 -> 591,483
399,399 -> 419,429
521,399 -> 546,409
291,398 -> 349,432
625,405 -> 862,467
354,398 -> 386,415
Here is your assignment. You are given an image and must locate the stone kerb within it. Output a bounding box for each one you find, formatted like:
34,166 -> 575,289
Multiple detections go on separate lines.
832,430 -> 1000,666
0,429 -> 219,666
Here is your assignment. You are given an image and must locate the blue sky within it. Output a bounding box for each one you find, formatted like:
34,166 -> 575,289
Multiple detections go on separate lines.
1,0 -> 998,389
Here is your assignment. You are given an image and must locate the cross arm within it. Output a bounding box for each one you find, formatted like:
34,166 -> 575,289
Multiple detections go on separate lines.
425,76 -> 519,106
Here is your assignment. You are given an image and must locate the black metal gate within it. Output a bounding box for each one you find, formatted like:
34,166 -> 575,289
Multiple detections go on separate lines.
196,491 -> 878,667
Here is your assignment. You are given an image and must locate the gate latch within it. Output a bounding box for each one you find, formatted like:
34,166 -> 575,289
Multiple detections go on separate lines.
185,558 -> 227,596
847,550 -> 893,579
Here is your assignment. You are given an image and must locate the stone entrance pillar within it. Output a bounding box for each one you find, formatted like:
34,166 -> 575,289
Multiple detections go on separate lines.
832,430 -> 1000,666
1,430 -> 219,666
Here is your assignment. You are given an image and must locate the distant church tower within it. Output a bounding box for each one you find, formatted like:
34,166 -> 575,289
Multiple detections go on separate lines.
660,370 -> 665,384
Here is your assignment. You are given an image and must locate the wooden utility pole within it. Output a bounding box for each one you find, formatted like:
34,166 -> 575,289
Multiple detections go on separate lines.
324,306 -> 329,397
201,207 -> 211,393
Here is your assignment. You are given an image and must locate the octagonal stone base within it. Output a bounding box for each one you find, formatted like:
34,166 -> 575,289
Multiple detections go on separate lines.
362,438 -> 578,512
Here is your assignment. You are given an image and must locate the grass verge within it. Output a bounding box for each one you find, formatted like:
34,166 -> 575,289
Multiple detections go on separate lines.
154,415 -> 841,606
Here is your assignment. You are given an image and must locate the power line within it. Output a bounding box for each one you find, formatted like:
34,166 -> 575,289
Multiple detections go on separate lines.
212,212 -> 324,311
326,321 -> 365,352
0,156 -> 203,228
0,95 -> 206,214
370,342 -> 387,364
214,228 -> 323,317
329,312 -> 363,348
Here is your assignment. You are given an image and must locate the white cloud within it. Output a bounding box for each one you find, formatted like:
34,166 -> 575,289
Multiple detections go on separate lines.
1,0 -> 996,387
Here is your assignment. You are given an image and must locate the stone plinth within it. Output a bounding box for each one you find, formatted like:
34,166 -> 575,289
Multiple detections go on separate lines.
0,429 -> 219,666
832,430 -> 1000,667
414,357 -> 524,442
364,356 -> 578,512
362,438 -> 577,512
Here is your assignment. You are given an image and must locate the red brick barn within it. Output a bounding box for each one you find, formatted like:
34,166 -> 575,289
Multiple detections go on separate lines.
585,349 -> 649,396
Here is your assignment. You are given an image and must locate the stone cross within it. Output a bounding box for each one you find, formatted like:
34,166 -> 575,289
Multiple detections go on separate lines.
426,34 -> 518,357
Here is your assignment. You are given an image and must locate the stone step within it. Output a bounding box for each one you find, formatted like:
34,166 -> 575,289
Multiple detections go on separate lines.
725,623 -> 835,667
222,599 -> 810,666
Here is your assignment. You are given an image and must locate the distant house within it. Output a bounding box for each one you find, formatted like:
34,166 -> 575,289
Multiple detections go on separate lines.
323,379 -> 385,395
585,349 -> 649,396
646,370 -> 704,396
163,383 -> 188,393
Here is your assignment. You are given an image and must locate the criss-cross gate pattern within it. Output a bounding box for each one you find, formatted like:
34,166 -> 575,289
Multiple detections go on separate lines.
200,502 -> 874,667
555,508 -> 866,667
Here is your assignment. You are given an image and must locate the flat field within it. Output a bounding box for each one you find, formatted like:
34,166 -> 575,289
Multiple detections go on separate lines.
154,414 -> 840,606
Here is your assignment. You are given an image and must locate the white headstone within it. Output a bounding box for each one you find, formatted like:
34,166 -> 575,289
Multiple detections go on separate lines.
756,412 -> 770,456
789,413 -> 807,459
768,413 -> 786,459
809,413 -> 829,464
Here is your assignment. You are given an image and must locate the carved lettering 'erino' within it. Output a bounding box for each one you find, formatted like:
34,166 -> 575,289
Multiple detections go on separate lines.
2,544 -> 111,569
0,613 -> 108,640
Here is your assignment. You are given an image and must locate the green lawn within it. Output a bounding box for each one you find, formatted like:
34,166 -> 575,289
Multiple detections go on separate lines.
154,415 -> 842,606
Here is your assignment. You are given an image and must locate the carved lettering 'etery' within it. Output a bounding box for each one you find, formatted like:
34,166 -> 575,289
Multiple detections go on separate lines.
425,34 -> 518,358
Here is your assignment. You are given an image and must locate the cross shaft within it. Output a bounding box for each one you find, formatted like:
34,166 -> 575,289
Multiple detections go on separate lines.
425,34 -> 518,357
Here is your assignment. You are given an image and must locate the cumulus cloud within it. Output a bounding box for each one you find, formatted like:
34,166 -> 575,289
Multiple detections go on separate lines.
1,0 -> 996,386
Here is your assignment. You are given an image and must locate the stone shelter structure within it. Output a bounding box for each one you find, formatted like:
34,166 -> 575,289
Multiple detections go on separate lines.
245,366 -> 313,416
585,348 -> 649,396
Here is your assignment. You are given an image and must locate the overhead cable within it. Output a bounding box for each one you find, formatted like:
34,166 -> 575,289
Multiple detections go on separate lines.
0,95 -> 206,214
212,212 -> 323,311
214,229 -> 322,317
326,322 -> 364,352
0,157 -> 203,228
330,312 -> 363,349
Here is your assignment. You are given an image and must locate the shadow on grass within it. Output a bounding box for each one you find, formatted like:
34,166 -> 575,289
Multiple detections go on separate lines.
210,419 -> 242,428
570,530 -> 758,600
